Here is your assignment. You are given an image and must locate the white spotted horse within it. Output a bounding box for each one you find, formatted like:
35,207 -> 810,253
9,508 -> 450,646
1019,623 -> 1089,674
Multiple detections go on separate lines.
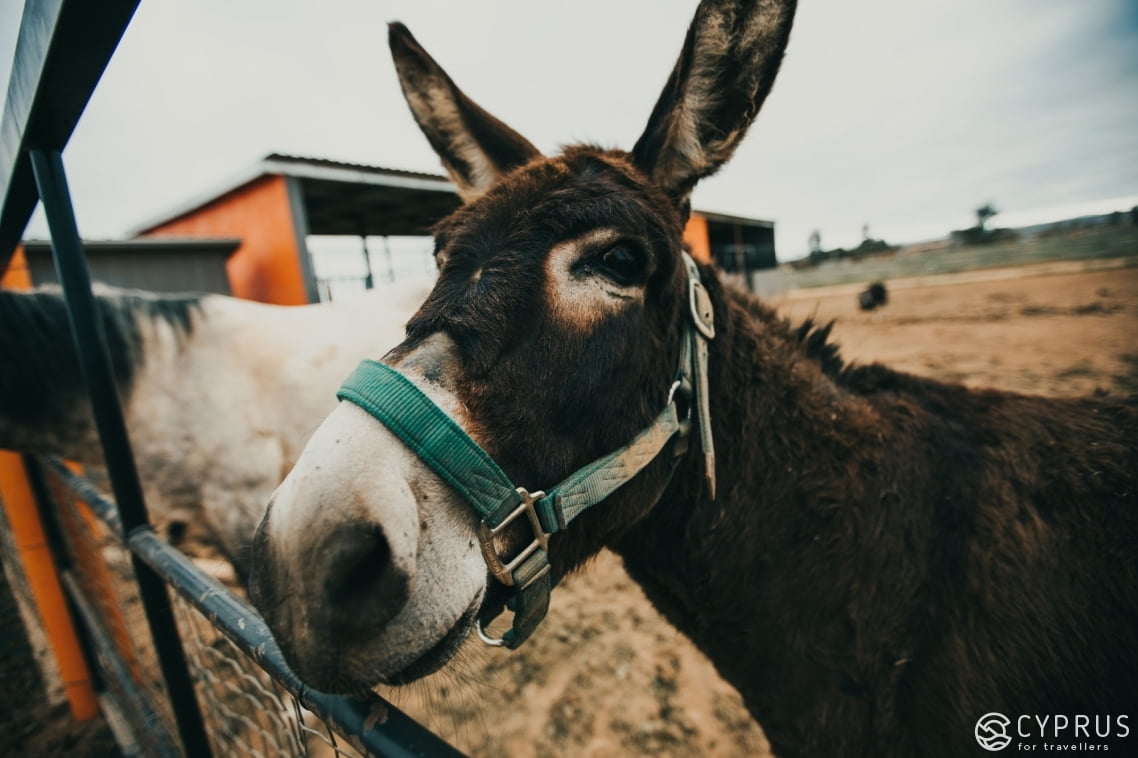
0,282 -> 428,573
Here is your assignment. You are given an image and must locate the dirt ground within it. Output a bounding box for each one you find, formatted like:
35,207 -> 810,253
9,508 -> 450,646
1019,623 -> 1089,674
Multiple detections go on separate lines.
770,260 -> 1138,398
378,261 -> 1137,758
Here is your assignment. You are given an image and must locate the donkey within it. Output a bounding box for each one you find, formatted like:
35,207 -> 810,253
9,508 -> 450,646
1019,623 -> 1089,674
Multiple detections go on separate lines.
0,283 -> 426,571
249,1 -> 1138,755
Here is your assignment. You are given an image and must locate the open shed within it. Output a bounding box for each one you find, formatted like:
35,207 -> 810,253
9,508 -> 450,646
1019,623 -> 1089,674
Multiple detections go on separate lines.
684,210 -> 777,277
132,153 -> 778,304
131,154 -> 460,305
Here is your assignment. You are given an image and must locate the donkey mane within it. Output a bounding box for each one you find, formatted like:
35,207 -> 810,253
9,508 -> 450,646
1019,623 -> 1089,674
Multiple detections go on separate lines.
0,286 -> 202,429
790,317 -> 844,378
728,284 -> 846,379
778,295 -> 1131,405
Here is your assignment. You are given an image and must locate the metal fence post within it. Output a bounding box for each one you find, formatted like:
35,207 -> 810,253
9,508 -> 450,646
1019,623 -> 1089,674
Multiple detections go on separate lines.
29,149 -> 214,758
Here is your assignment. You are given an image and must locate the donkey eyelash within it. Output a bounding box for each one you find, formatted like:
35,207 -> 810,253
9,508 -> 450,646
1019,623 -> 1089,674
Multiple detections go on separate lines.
575,240 -> 649,287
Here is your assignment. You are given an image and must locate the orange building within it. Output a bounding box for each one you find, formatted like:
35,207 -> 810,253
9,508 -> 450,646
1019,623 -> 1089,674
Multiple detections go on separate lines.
132,154 -> 460,305
133,154 -> 776,304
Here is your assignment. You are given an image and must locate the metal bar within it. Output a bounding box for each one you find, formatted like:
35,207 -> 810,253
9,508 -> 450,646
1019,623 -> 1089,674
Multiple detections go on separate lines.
127,529 -> 466,758
61,572 -> 182,758
360,232 -> 375,289
0,0 -> 140,265
38,457 -> 146,687
28,149 -> 213,758
283,175 -> 320,303
383,236 -> 395,283
23,455 -> 76,567
41,457 -> 123,537
20,454 -> 108,691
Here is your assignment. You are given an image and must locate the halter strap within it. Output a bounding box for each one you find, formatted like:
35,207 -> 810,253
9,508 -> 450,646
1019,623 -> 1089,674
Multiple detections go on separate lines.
336,252 -> 715,648
337,364 -> 524,525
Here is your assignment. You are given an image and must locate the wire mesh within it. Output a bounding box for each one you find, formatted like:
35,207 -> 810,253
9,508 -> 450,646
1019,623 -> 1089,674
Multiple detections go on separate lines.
37,458 -> 435,758
40,461 -> 180,745
171,594 -> 309,757
45,464 -> 141,678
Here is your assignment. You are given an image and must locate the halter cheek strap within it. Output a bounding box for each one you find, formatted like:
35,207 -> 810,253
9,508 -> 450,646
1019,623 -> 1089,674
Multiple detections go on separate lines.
335,252 -> 715,649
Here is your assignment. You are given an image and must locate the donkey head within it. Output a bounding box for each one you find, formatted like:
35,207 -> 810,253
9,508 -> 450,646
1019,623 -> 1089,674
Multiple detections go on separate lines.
250,0 -> 795,694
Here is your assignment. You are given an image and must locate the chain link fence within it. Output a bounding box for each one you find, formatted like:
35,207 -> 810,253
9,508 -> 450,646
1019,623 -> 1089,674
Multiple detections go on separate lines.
34,456 -> 457,757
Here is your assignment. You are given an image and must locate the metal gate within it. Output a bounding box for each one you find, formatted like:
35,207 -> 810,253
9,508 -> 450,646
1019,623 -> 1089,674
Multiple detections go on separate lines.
0,2 -> 462,755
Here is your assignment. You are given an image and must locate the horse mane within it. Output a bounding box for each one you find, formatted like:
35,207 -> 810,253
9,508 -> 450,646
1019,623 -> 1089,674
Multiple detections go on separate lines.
0,285 -> 203,427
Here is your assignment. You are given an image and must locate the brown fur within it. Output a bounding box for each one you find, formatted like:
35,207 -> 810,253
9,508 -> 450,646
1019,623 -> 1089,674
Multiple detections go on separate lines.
391,135 -> 1137,755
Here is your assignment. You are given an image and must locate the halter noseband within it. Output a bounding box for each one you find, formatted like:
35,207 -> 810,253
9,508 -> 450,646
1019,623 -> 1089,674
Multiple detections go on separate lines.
335,252 -> 715,649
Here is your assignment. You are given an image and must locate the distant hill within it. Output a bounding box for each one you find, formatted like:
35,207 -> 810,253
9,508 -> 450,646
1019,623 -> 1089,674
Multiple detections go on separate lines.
1016,207 -> 1137,238
780,225 -> 1138,290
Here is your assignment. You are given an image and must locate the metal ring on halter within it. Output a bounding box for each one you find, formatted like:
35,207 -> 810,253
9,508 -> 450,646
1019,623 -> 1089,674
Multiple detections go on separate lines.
476,617 -> 508,647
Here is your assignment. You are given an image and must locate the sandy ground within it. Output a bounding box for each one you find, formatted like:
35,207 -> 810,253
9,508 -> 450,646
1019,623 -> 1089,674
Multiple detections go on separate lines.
378,261 -> 1138,758
770,260 -> 1138,397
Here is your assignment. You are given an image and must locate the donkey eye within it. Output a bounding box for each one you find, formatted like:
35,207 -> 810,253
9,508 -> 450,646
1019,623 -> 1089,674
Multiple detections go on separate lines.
594,244 -> 646,287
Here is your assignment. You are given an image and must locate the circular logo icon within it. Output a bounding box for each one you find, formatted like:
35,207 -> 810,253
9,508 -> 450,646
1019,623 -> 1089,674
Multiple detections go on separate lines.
975,712 -> 1012,751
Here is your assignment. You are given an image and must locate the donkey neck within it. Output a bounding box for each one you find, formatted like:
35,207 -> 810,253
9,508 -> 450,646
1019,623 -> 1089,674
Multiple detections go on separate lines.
614,274 -> 891,722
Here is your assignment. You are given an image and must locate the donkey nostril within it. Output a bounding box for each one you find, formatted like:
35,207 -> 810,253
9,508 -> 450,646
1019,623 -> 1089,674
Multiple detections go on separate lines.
322,527 -> 409,631
325,527 -> 392,602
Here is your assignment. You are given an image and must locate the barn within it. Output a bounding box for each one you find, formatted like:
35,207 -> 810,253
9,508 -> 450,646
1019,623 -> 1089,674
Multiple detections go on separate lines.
116,153 -> 779,303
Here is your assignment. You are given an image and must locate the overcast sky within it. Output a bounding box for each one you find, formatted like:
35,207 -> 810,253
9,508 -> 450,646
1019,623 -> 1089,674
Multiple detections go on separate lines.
2,0 -> 1136,260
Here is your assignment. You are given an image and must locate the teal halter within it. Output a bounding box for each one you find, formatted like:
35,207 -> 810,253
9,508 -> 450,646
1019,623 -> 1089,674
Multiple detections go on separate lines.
336,252 -> 716,649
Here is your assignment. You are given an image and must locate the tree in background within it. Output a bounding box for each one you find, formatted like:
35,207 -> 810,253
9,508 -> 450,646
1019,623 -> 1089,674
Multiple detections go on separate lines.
952,202 -> 1015,246
976,203 -> 998,232
808,229 -> 822,255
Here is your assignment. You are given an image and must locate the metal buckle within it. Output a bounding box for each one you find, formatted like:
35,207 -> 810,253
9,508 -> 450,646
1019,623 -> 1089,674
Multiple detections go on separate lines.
476,617 -> 509,647
478,487 -> 549,587
684,254 -> 715,340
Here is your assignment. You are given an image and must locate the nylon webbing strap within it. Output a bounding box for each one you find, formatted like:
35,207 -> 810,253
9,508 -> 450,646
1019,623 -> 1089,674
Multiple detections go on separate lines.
502,550 -> 552,648
682,252 -> 717,499
536,403 -> 684,533
337,361 -> 523,525
337,359 -> 688,650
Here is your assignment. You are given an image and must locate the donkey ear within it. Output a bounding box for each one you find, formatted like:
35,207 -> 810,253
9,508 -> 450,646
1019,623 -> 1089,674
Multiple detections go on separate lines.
632,0 -> 797,208
389,22 -> 542,202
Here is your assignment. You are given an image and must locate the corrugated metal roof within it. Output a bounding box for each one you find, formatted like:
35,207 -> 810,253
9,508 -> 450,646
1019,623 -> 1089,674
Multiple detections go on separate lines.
261,153 -> 449,184
23,237 -> 241,253
697,209 -> 775,228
